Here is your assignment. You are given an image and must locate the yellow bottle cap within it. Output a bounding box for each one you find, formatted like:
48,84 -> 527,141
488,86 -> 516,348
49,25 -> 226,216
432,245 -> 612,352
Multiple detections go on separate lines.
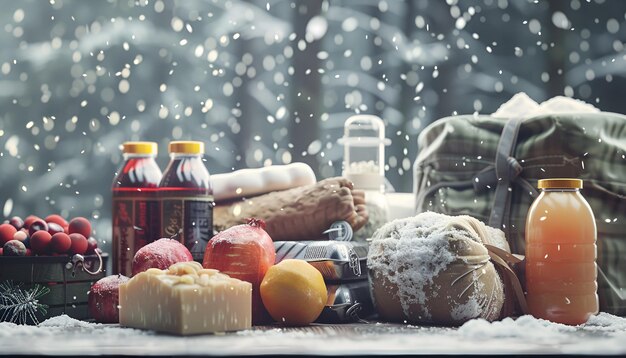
169,141 -> 205,154
122,141 -> 158,154
537,178 -> 583,189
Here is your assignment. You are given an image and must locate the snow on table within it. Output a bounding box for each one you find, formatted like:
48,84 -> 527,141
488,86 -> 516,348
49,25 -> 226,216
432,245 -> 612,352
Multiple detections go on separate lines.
0,313 -> 624,355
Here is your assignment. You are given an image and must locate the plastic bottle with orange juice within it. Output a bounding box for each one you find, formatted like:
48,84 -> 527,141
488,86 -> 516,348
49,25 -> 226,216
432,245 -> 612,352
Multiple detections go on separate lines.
525,178 -> 598,325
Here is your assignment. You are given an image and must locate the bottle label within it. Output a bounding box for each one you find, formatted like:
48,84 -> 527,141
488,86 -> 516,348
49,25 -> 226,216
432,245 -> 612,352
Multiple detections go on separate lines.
112,196 -> 160,276
160,196 -> 214,261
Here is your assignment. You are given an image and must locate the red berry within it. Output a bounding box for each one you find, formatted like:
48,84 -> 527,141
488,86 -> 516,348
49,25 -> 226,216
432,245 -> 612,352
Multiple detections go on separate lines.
13,230 -> 28,242
4,240 -> 27,256
51,233 -> 72,254
68,217 -> 91,238
9,216 -> 24,230
47,222 -> 65,236
31,230 -> 53,254
86,237 -> 98,254
0,247 -> 3,255
69,233 -> 88,255
25,248 -> 33,256
45,214 -> 68,228
29,219 -> 48,237
0,224 -> 17,246
24,215 -> 42,229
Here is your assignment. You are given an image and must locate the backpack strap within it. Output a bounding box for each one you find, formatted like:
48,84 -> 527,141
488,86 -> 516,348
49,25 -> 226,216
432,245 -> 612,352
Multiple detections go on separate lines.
488,117 -> 537,229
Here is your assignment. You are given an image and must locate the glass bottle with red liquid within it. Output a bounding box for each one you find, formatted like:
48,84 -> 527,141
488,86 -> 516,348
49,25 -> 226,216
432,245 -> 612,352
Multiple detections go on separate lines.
159,141 -> 214,262
112,142 -> 162,275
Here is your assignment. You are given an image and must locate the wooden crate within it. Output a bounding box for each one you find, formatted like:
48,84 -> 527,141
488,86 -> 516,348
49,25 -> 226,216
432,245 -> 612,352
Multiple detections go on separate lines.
0,253 -> 108,324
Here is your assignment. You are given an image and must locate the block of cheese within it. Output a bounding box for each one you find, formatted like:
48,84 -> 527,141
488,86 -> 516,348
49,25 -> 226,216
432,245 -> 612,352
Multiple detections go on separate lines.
119,261 -> 252,335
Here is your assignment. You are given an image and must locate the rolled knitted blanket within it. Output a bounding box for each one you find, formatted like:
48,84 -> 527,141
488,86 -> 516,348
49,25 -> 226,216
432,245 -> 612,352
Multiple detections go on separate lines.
214,177 -> 368,241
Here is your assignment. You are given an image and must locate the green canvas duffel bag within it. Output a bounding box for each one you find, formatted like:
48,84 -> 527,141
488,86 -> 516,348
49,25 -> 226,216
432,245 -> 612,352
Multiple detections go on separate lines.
413,112 -> 626,315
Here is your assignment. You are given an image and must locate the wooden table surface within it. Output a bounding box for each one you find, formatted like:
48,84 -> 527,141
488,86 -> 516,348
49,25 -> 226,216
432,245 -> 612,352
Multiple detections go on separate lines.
0,313 -> 625,356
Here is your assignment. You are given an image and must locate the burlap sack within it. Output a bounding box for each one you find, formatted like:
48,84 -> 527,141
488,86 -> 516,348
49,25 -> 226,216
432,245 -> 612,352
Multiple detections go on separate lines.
368,212 -> 523,326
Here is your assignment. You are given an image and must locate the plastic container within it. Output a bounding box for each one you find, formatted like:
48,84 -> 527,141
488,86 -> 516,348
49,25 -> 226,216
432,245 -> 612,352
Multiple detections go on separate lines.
525,178 -> 598,325
111,141 -> 162,276
338,115 -> 390,241
159,141 -> 213,262
339,115 -> 390,192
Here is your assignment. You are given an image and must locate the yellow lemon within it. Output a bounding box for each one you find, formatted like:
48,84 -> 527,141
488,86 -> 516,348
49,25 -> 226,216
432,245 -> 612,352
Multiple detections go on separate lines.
260,259 -> 327,326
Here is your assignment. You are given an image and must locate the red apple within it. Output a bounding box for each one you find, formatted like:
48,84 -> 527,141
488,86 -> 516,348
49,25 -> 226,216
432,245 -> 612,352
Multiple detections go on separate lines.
45,214 -> 69,228
30,230 -> 52,254
68,233 -> 88,255
68,217 -> 92,238
13,230 -> 28,242
50,233 -> 72,254
131,238 -> 193,276
3,240 -> 27,256
202,218 -> 275,325
0,224 -> 17,246
28,219 -> 48,237
47,222 -> 65,236
88,274 -> 129,323
9,216 -> 24,230
23,215 -> 42,230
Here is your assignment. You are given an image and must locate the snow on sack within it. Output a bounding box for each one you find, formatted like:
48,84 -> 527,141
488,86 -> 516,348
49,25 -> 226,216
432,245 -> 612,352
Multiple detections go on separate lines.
367,212 -> 509,326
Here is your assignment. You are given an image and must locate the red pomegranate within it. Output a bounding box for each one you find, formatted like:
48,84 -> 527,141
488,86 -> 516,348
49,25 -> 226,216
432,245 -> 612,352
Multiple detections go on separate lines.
202,218 -> 275,325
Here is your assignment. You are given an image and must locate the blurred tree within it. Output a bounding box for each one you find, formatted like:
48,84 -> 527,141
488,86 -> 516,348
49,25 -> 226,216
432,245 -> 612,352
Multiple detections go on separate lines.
0,0 -> 625,253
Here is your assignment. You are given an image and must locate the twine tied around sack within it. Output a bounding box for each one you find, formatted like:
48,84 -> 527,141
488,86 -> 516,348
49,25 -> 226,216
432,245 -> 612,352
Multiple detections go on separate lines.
484,244 -> 529,316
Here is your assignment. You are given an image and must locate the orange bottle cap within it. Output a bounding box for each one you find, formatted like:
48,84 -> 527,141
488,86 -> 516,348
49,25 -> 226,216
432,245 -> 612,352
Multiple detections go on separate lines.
122,141 -> 158,154
537,178 -> 583,189
168,141 -> 204,154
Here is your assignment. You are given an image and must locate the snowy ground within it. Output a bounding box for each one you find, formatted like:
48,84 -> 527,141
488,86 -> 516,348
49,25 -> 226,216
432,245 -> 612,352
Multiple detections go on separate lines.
0,313 -> 625,355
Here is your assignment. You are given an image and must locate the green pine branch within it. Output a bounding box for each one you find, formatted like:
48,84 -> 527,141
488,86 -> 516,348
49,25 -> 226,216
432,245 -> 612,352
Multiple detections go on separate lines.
0,281 -> 50,325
